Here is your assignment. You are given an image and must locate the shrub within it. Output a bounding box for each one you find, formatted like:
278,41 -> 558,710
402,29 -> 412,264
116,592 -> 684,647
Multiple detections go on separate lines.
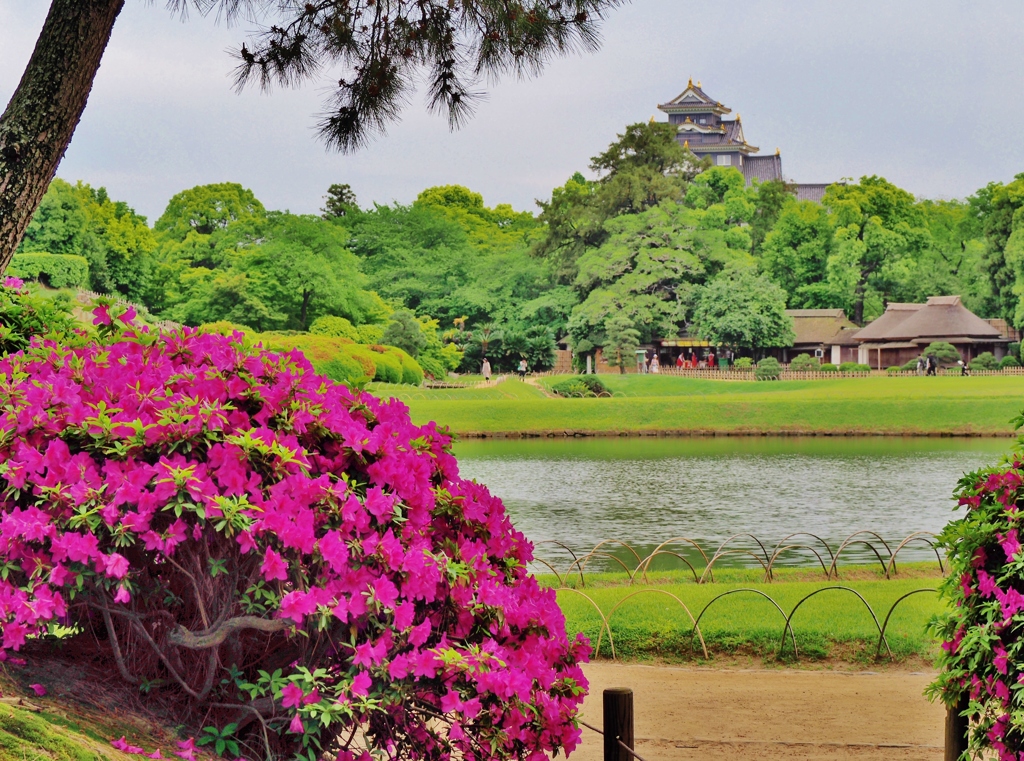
321,352 -> 367,385
886,365 -> 903,373
819,362 -> 838,372
1000,355 -> 1021,369
972,351 -> 999,371
754,356 -> 782,380
901,358 -> 921,371
928,425 -> 1024,757
1011,342 -> 1021,361
370,347 -> 403,384
197,320 -> 251,337
789,353 -> 819,371
343,344 -> 378,378
550,376 -> 609,398
390,347 -> 425,386
0,303 -> 587,761
0,277 -> 80,354
309,315 -> 360,341
922,341 -> 961,365
839,362 -> 871,373
9,252 -> 89,288
733,356 -> 753,371
357,323 -> 385,344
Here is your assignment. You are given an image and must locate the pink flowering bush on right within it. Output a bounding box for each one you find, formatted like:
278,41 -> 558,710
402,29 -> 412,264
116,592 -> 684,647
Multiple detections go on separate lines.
0,297 -> 588,760
929,419 -> 1024,760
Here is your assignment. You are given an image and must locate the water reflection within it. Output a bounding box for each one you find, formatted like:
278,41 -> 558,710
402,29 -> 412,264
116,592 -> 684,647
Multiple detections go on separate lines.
452,437 -> 1011,572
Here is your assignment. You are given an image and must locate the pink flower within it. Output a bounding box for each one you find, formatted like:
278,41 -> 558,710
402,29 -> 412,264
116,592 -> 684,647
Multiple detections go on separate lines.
350,671 -> 372,696
260,547 -> 289,582
278,590 -> 317,624
92,305 -> 112,326
28,683 -> 46,696
281,682 -> 305,709
999,529 -> 1021,563
118,306 -> 137,325
288,714 -> 304,734
114,586 -> 131,604
3,276 -> 24,289
174,738 -> 197,761
104,553 -> 130,579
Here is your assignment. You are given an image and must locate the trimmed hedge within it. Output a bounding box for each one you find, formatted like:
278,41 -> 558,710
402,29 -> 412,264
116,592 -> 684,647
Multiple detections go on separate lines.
819,363 -> 838,372
755,357 -> 782,380
1000,355 -> 1021,369
259,333 -> 422,385
789,353 -> 819,371
551,376 -> 609,398
972,351 -> 999,371
10,252 -> 89,288
309,315 -> 360,341
370,349 -> 403,384
839,362 -> 871,373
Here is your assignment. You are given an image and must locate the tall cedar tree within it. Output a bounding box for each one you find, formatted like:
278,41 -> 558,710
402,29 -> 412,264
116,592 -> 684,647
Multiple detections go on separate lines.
0,0 -> 623,268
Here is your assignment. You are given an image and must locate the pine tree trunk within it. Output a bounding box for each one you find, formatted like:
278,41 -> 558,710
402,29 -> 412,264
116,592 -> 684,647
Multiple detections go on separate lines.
0,0 -> 124,269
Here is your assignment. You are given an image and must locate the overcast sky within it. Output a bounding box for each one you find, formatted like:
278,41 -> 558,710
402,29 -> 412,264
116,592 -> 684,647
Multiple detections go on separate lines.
3,1 -> 1023,222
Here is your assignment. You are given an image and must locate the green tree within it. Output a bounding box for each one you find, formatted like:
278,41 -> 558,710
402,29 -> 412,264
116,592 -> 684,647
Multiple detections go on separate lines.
322,183 -> 359,219
567,200 -> 752,350
531,172 -> 605,283
822,176 -> 931,324
18,178 -> 156,298
382,310 -> 428,357
691,268 -> 795,353
759,200 -> 839,308
978,175 -> 1024,323
749,178 -> 795,254
1,0 -> 624,265
603,313 -> 641,373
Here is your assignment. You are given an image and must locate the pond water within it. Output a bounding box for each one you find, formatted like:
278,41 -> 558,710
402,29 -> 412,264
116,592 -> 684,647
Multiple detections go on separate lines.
451,437 -> 1013,573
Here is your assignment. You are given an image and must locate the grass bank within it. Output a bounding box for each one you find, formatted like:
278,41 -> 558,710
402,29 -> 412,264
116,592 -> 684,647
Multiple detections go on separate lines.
374,375 -> 1024,436
548,564 -> 945,665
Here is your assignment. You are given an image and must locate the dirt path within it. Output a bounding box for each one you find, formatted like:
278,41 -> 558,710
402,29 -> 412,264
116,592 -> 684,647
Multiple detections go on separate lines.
574,662 -> 944,761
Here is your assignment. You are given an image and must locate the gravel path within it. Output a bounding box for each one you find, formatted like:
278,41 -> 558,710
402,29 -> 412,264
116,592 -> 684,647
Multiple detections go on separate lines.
574,662 -> 944,761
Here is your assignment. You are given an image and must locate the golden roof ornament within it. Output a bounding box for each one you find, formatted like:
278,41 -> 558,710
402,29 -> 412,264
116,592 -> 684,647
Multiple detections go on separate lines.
775,147 -> 780,155
697,80 -> 702,88
688,77 -> 693,87
683,140 -> 690,148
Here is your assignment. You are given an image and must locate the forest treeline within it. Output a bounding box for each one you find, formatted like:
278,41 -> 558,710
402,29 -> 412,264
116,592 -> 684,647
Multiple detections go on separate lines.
14,121 -> 1024,376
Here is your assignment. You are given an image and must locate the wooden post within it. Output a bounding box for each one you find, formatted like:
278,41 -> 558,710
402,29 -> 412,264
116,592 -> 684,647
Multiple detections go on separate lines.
944,694 -> 968,761
603,688 -> 634,761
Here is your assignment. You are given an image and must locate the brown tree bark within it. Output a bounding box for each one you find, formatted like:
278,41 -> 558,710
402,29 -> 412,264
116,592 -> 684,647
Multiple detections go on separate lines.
0,0 -> 124,269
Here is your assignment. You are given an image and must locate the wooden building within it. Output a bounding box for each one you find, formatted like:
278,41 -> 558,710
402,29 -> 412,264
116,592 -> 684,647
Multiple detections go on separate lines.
853,296 -> 1010,368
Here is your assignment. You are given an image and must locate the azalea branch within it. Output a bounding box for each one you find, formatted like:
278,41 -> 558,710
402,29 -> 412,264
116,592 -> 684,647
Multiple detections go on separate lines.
167,615 -> 290,649
99,602 -> 139,685
163,552 -> 212,629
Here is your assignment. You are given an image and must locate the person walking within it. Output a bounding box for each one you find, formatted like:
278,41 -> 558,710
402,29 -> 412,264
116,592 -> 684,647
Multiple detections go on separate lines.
675,353 -> 684,370
482,358 -> 491,382
651,354 -> 660,374
926,355 -> 937,376
915,356 -> 924,376
518,358 -> 528,380
707,350 -> 716,371
960,359 -> 970,377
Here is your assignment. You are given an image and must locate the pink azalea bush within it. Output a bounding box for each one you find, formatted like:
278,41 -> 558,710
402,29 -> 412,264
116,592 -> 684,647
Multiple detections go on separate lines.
929,426 -> 1024,760
0,298 -> 588,759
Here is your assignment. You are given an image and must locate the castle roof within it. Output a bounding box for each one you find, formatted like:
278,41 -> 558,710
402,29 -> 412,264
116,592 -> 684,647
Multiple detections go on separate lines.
743,154 -> 783,183
658,79 -> 731,115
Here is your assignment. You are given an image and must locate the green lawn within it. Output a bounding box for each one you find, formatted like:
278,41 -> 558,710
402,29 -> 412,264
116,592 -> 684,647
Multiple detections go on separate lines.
549,565 -> 945,663
375,374 -> 1024,435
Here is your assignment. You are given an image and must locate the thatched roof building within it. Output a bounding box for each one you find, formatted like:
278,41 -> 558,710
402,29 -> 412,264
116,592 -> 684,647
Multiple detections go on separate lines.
853,296 -> 1010,368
